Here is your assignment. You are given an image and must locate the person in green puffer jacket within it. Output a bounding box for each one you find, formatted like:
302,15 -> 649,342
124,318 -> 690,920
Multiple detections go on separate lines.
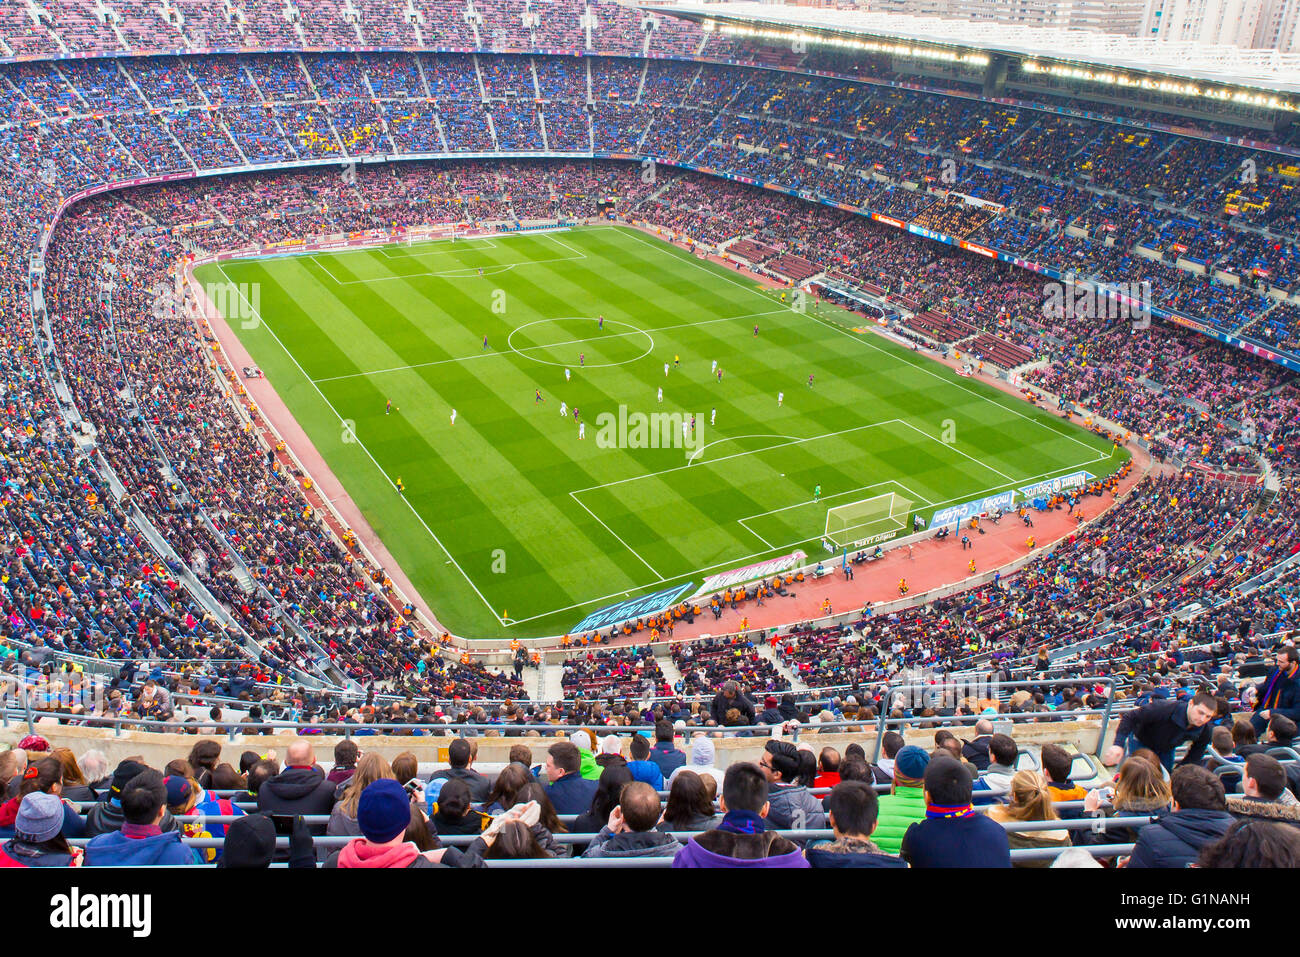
571,731 -> 602,781
873,746 -> 930,855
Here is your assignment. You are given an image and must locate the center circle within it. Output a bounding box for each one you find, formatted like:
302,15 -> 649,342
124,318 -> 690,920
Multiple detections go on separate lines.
506,317 -> 655,368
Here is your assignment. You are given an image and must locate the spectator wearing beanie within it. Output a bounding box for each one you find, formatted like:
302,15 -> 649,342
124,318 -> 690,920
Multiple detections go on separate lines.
668,734 -> 724,791
328,779 -> 485,869
0,792 -> 82,867
84,771 -> 200,866
901,757 -> 1011,868
758,696 -> 783,725
0,757 -> 83,840
874,745 -> 929,855
1129,765 -> 1234,868
217,813 -> 316,869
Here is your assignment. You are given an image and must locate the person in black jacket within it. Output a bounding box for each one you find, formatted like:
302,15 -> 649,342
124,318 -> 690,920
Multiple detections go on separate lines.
1251,647 -> 1300,737
1127,765 -> 1233,868
83,760 -> 177,837
428,738 -> 490,803
1112,693 -> 1217,771
255,742 -> 336,819
757,696 -> 783,725
961,719 -> 994,771
429,779 -> 490,837
777,693 -> 805,724
217,813 -> 316,869
710,681 -> 755,726
806,780 -> 907,868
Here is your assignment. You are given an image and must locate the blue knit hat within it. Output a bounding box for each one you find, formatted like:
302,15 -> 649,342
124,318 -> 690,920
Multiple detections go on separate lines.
16,791 -> 64,844
357,779 -> 411,843
894,745 -> 930,781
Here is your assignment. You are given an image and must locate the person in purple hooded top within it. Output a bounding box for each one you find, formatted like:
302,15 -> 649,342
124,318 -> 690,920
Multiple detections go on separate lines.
673,762 -> 808,868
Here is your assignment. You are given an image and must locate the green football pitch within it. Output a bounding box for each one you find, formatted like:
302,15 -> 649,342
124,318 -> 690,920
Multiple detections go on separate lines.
195,224 -> 1126,640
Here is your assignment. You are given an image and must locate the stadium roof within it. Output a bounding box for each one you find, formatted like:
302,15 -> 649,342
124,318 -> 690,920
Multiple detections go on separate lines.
643,2 -> 1300,97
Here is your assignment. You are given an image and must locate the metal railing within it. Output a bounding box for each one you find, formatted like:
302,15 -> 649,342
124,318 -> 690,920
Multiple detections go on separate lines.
870,676 -> 1121,762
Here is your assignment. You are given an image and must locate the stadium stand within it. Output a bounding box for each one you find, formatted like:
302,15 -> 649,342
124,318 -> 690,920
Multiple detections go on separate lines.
0,1 -> 1296,876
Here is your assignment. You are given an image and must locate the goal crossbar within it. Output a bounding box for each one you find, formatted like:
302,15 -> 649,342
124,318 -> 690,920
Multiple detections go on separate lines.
824,491 -> 911,548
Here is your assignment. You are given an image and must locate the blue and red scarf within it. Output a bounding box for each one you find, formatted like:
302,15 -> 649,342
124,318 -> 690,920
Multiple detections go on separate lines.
926,803 -> 975,820
1260,664 -> 1299,710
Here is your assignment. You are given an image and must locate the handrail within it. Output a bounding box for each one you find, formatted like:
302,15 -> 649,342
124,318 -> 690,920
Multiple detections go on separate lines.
870,676 -> 1118,762
1,705 -> 1122,741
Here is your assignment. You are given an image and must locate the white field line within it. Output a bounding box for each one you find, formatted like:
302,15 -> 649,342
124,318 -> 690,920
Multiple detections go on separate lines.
379,236 -> 499,258
739,479 -> 934,524
310,308 -> 790,384
736,518 -> 776,550
509,448 -> 1111,627
571,420 -> 905,495
221,227 -> 1127,629
318,232 -> 587,283
616,225 -> 1107,461
893,418 -> 1017,484
211,264 -> 504,626
567,490 -> 664,581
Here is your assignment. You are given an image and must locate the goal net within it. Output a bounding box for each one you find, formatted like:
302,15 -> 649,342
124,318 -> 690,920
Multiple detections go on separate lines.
405,224 -> 456,246
824,492 -> 912,548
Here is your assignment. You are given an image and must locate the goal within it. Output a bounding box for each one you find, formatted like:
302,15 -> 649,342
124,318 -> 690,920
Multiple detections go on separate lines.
405,224 -> 457,247
824,492 -> 912,548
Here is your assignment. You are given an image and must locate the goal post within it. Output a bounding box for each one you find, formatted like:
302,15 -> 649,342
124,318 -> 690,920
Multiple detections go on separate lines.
824,492 -> 912,548
405,224 -> 456,247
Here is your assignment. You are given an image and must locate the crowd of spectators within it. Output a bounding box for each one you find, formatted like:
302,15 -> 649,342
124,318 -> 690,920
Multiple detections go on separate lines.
0,16 -> 1294,756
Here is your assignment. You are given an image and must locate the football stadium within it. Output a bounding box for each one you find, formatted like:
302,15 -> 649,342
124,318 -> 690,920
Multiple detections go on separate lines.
1,0 -> 1299,894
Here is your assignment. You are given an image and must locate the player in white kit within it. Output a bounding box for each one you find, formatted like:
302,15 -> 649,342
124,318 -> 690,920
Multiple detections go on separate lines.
450,409 -> 457,425
565,368 -> 571,382
778,392 -> 784,407
710,408 -> 716,426
560,401 -> 567,417
578,422 -> 586,440
657,387 -> 663,403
